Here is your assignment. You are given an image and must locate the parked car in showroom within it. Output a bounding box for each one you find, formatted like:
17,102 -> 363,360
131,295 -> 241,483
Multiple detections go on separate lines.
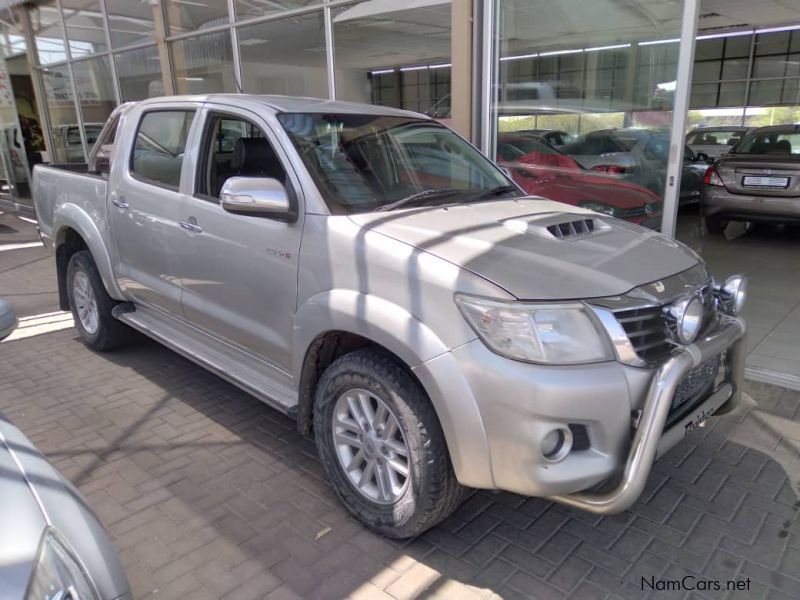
561,128 -> 708,204
515,128 -> 575,147
686,125 -> 750,161
702,124 -> 800,233
34,95 -> 746,538
0,409 -> 131,599
496,132 -> 662,228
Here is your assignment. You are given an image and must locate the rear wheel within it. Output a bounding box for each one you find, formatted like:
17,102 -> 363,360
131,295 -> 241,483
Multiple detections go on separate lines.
705,216 -> 729,234
314,348 -> 464,538
66,251 -> 131,351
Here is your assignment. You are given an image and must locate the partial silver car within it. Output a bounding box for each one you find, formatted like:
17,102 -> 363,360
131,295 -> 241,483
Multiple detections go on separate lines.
687,126 -> 750,161
0,298 -> 16,341
34,95 -> 747,538
0,412 -> 131,599
702,124 -> 800,233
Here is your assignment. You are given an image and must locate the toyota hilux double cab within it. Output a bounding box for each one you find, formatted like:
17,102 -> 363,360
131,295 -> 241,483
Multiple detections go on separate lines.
34,95 -> 747,538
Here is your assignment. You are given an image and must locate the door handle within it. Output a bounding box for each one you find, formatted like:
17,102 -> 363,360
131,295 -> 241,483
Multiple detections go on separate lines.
111,194 -> 129,209
179,220 -> 202,234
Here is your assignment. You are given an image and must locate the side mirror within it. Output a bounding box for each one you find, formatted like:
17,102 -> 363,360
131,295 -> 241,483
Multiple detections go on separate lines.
695,152 -> 710,163
91,144 -> 113,175
220,176 -> 294,220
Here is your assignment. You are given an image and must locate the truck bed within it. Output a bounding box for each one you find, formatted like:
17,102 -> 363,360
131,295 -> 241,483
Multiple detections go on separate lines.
33,163 -> 108,249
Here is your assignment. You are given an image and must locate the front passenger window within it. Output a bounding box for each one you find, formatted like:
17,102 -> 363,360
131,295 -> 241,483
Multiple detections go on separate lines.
131,110 -> 195,189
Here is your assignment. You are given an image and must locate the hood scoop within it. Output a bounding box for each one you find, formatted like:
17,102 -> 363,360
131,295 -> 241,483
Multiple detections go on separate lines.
503,214 -> 610,240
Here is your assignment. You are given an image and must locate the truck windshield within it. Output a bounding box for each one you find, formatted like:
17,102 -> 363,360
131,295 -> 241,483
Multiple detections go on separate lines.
277,113 -> 519,213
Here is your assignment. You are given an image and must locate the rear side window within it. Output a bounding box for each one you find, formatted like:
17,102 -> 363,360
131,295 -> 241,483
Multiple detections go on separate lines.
131,110 -> 195,189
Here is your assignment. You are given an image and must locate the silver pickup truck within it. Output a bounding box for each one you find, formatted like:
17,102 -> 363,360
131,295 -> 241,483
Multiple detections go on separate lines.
34,95 -> 747,538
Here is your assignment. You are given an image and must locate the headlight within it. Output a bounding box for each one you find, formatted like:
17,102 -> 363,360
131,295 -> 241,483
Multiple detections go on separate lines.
669,295 -> 704,344
454,294 -> 612,364
25,528 -> 98,600
722,275 -> 747,315
579,201 -> 620,217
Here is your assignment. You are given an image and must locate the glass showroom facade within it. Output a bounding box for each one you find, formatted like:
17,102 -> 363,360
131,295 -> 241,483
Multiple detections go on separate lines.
1,0 -> 799,233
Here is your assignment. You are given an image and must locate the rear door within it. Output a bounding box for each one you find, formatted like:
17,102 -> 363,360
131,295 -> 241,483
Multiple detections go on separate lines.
109,105 -> 198,316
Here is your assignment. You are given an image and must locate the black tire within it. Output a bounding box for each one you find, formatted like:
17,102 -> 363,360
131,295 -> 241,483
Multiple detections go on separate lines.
705,216 -> 728,234
66,250 -> 132,351
314,348 -> 464,538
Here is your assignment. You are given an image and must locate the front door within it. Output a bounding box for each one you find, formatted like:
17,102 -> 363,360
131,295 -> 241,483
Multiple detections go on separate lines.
110,107 -> 197,316
172,106 -> 303,373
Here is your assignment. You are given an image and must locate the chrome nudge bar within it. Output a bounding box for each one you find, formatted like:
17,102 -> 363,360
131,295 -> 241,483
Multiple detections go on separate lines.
548,315 -> 746,515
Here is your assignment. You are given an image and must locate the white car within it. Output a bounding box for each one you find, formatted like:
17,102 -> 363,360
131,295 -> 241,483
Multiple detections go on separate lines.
686,126 -> 751,160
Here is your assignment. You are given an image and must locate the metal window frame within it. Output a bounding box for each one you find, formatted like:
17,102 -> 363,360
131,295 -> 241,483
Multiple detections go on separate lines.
57,0 -> 90,163
660,0 -> 700,237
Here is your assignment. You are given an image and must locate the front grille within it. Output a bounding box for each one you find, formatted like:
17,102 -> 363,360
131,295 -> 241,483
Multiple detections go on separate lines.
613,282 -> 717,364
614,305 -> 671,362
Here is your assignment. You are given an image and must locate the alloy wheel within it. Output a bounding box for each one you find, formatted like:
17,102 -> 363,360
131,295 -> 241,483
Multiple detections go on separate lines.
332,388 -> 410,504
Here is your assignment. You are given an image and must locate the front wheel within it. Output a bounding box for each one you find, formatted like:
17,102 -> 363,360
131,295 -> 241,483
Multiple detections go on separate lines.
314,348 -> 464,538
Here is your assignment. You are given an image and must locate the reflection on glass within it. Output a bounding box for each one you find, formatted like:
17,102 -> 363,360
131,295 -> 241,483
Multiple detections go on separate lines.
239,12 -> 327,97
332,2 -> 452,115
105,0 -> 155,48
234,0 -> 318,21
165,1 -> 229,36
278,113 -> 513,213
494,0 -> 691,227
61,0 -> 108,57
0,20 -> 26,58
72,56 -> 116,150
41,65 -> 82,163
115,45 -> 163,101
172,32 -> 237,94
32,1 -> 68,65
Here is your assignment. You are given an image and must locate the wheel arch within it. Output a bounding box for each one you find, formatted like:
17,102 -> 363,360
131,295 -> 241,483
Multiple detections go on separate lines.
54,205 -> 124,310
293,290 -> 493,488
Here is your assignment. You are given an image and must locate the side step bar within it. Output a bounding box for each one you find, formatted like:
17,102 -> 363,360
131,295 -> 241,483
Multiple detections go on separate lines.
114,303 -> 299,417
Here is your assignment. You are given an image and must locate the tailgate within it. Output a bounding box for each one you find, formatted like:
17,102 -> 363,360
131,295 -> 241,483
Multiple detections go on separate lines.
716,156 -> 800,197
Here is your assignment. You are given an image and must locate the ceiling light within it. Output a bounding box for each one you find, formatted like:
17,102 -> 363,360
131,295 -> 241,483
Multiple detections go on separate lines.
500,52 -> 539,62
585,43 -> 631,52
539,48 -> 583,56
638,38 -> 680,46
696,30 -> 754,40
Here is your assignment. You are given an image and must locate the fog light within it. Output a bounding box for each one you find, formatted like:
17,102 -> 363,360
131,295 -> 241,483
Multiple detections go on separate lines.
541,427 -> 572,462
722,275 -> 747,315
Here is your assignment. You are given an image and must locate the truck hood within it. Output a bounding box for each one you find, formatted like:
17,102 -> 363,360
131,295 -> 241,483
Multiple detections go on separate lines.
349,198 -> 700,300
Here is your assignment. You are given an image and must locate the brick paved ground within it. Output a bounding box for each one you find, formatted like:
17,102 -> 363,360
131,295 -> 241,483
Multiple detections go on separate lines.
1,328 -> 798,600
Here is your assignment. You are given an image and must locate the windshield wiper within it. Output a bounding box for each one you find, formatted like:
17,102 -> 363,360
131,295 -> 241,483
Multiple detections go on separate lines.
467,184 -> 521,203
374,188 -> 460,212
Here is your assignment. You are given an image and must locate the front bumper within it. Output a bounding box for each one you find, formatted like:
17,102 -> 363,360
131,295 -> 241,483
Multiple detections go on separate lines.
550,314 -> 745,514
415,314 -> 745,512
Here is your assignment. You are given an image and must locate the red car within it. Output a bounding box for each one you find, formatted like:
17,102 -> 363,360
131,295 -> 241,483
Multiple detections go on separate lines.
497,133 -> 663,229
